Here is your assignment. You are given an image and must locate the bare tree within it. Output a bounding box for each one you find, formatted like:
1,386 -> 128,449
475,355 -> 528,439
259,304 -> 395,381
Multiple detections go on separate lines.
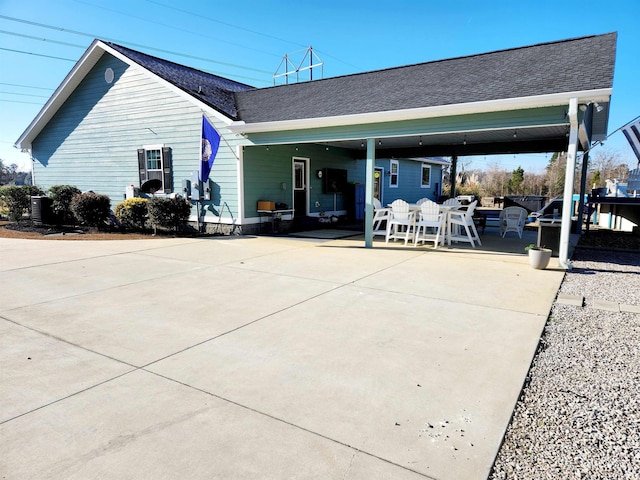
589,149 -> 629,184
0,159 -> 19,186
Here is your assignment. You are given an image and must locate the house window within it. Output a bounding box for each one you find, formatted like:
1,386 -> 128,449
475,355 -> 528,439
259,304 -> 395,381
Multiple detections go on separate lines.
137,145 -> 173,194
389,159 -> 399,188
421,163 -> 431,188
294,161 -> 305,190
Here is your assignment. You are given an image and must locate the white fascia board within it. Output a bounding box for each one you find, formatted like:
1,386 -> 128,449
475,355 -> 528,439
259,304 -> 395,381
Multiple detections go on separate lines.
228,89 -> 612,135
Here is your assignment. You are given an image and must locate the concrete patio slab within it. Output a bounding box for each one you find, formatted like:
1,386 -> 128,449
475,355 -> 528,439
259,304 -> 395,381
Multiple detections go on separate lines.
148,280 -> 549,479
0,252 -> 208,311
0,370 -> 426,479
0,320 -> 132,423
0,232 -> 565,479
4,264 -> 339,366
0,237 -> 199,272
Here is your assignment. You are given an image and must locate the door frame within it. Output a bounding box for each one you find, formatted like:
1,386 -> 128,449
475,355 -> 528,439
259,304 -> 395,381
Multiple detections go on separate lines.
374,167 -> 384,204
293,157 -> 309,217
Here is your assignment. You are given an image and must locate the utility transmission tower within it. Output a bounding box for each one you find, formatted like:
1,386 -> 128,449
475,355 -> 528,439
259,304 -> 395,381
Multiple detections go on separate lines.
273,46 -> 323,85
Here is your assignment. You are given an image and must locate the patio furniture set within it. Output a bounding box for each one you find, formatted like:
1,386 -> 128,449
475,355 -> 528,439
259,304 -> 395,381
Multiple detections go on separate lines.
373,199 -> 528,248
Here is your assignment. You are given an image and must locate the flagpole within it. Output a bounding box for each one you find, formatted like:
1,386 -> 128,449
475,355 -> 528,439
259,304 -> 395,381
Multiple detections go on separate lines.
580,115 -> 640,157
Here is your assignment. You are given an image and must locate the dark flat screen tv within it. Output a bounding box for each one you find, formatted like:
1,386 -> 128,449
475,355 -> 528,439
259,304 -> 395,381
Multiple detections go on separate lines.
323,168 -> 348,193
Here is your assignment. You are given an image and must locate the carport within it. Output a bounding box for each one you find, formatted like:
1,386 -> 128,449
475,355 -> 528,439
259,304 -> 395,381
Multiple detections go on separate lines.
230,33 -> 616,267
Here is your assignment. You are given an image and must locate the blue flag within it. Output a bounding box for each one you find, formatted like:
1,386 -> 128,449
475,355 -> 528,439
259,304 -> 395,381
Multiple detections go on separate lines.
199,115 -> 221,183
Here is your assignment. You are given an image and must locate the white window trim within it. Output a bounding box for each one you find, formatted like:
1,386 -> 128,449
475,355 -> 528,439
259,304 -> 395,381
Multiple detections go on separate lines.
420,163 -> 431,189
389,159 -> 399,188
140,144 -> 166,191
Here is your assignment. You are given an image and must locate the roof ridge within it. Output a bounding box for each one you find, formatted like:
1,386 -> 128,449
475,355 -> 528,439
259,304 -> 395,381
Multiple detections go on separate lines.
102,40 -> 256,90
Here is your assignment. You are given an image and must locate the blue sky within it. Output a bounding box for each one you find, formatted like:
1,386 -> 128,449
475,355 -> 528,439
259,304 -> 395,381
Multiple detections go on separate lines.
1,0 -> 639,174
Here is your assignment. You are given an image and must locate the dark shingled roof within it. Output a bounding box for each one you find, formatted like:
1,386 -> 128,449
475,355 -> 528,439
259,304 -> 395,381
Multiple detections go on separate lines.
234,33 -> 617,123
106,42 -> 255,120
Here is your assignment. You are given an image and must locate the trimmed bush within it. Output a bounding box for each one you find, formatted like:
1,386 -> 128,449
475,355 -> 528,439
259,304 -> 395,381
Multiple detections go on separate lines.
114,198 -> 149,231
0,185 -> 45,221
147,197 -> 191,232
48,185 -> 82,225
70,192 -> 111,229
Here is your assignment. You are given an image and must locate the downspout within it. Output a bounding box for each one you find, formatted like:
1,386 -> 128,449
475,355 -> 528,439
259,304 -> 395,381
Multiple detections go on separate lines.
558,98 -> 579,269
30,151 -> 35,186
364,138 -> 375,248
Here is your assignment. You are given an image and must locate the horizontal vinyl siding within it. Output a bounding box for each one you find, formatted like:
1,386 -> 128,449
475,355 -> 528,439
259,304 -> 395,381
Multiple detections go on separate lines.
243,143 -> 358,218
348,158 -> 443,206
32,53 -> 240,220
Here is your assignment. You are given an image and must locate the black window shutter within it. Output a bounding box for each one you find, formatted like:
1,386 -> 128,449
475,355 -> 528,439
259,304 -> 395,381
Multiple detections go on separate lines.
162,147 -> 173,193
137,149 -> 146,185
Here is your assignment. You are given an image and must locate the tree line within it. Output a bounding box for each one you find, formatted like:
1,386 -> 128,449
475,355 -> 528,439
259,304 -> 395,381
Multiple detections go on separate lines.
0,159 -> 31,186
443,149 -> 631,199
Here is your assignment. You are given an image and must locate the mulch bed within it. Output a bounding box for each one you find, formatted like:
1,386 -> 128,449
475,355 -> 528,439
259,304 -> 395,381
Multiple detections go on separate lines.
0,220 -> 160,241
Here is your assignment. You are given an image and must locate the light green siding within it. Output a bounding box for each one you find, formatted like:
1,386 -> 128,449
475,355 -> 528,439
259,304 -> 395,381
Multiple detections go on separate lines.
31,53 -> 241,220
243,143 -> 358,218
349,158 -> 444,205
245,107 -> 568,145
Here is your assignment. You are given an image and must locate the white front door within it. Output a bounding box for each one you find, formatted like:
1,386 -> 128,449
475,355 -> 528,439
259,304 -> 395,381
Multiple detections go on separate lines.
293,158 -> 308,218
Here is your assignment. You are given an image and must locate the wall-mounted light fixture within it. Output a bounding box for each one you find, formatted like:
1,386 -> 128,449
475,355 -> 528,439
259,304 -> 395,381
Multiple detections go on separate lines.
580,102 -> 605,113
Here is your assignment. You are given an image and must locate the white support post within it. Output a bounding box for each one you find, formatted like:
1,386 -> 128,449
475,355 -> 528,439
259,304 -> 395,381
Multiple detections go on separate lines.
364,138 -> 376,248
559,98 -> 578,269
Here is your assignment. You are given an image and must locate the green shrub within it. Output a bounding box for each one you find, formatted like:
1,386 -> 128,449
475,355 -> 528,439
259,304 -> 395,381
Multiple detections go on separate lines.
147,197 -> 191,232
114,198 -> 149,230
48,185 -> 82,225
0,185 -> 45,221
70,192 -> 111,228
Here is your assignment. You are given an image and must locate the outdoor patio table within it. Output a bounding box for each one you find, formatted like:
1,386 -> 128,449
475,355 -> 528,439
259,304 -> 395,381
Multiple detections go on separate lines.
438,204 -> 464,246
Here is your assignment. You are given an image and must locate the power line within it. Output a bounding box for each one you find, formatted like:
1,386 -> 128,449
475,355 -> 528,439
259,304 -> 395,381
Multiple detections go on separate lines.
0,29 -> 86,49
142,0 -> 307,49
0,91 -> 49,98
0,99 -> 44,105
0,82 -> 53,91
1,44 -> 269,85
0,47 -> 76,62
0,15 -> 273,76
72,0 -> 284,59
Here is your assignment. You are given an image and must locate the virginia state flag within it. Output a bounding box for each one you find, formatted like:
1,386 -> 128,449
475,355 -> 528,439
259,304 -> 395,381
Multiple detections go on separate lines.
622,119 -> 640,164
199,115 -> 221,183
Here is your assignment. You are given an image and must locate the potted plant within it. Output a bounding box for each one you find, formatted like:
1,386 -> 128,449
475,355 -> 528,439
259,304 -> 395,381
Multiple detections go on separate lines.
525,243 -> 552,270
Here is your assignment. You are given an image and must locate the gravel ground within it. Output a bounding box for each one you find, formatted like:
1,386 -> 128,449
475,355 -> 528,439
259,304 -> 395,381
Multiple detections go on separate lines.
490,247 -> 640,479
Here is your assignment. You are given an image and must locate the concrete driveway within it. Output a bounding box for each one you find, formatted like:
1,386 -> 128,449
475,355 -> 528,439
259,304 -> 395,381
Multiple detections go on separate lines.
0,230 -> 565,479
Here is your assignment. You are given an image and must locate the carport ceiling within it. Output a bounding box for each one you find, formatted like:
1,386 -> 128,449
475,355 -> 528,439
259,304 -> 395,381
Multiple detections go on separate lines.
323,124 -> 571,158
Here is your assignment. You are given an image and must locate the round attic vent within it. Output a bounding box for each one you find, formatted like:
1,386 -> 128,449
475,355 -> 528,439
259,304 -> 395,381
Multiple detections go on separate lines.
105,68 -> 114,84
